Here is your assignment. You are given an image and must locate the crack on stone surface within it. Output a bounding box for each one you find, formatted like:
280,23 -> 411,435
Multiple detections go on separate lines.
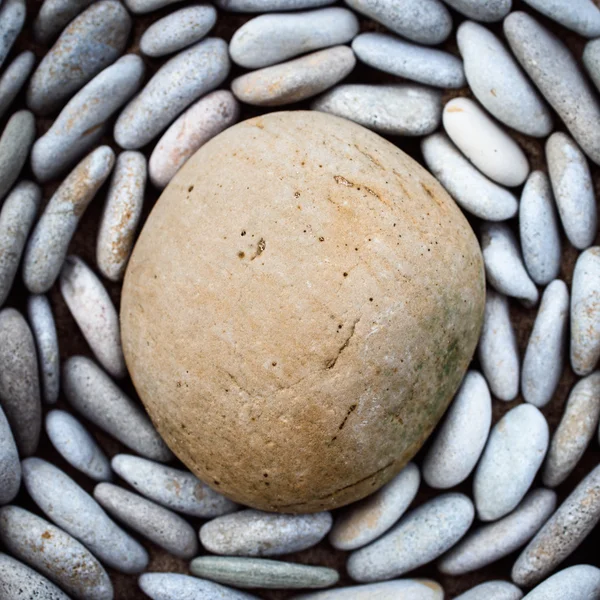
326,317 -> 360,369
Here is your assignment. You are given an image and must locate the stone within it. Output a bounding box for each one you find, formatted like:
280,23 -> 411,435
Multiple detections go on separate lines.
139,573 -> 259,600
455,581 -> 523,600
216,0 -> 334,10
583,39 -> 600,92
34,0 -> 96,44
441,0 -> 511,21
0,51 -> 35,120
0,0 -> 26,70
0,110 -> 35,202
292,580 -> 444,600
521,565 -> 600,600
521,0 -> 600,37
0,406 -> 20,505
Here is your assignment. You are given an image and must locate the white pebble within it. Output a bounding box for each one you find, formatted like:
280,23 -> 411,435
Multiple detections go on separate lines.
441,0 -> 511,22
293,579 -> 444,600
0,51 -> 35,120
521,0 -> 600,38
521,565 -> 600,600
454,581 -> 523,600
0,0 -> 26,70
583,38 -> 600,92
139,573 -> 260,600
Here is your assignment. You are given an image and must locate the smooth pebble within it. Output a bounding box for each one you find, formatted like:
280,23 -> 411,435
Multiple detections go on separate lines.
441,0 -> 511,22
0,51 -> 35,120
292,580 -> 444,600
0,110 -> 35,202
215,0 -> 334,10
521,0 -> 600,37
34,0 -> 96,44
0,0 -> 26,70
139,573 -> 259,600
0,406 -> 20,505
521,565 -> 600,600
583,38 -> 600,92
455,581 -> 522,600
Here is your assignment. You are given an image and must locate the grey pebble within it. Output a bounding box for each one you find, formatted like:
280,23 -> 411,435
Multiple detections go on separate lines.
115,38 -> 230,149
22,457 -> 148,574
0,51 -> 35,120
521,0 -> 600,38
346,494 -> 474,582
31,55 -> 145,183
504,11 -> 600,165
34,0 -> 96,44
190,556 -> 339,589
0,0 -> 26,70
232,46 -> 355,107
421,133 -> 518,221
313,83 -> 441,136
230,8 -> 359,69
22,146 -> 115,294
0,110 -> 36,202
60,256 -> 126,379
94,482 -> 198,559
583,38 -> 600,92
139,573 -> 259,600
344,0 -> 452,45
45,409 -> 111,482
438,489 -> 557,576
292,580 -> 444,600
63,356 -> 173,462
0,308 -> 41,457
543,372 -> 600,488
521,280 -> 569,408
215,0 -> 334,10
0,405 -> 20,505
522,565 -> 600,600
27,294 -> 60,404
454,581 -> 523,600
441,0 -> 511,22
423,371 -> 492,489
200,509 -> 332,556
0,505 -> 113,600
474,404 -> 549,522
111,453 -> 237,517
352,32 -> 464,89
0,182 -> 40,307
519,171 -> 561,286
123,0 -> 182,15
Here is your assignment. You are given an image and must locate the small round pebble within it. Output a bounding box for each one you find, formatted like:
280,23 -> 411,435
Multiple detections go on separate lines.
34,0 -> 96,44
521,565 -> 600,600
139,573 -> 259,600
0,406 -> 20,505
441,0 -> 511,22
583,38 -> 600,92
474,404 -> 549,522
0,0 -> 26,70
454,581 -> 523,600
346,493 -> 474,581
0,51 -> 35,120
292,579 -> 444,600
45,409 -> 111,481
0,110 -> 36,202
521,0 -> 600,38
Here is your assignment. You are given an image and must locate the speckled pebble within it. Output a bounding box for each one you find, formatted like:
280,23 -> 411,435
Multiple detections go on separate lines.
454,581 -> 523,600
139,573 -> 259,600
329,462 -> 420,551
63,356 -> 173,462
0,110 -> 35,202
34,0 -> 96,44
292,580 -> 444,600
583,38 -> 600,92
0,51 -> 35,120
521,0 -> 600,37
0,0 -> 26,70
200,509 -> 332,556
441,0 -> 511,22
0,406 -> 20,505
521,565 -> 600,600
346,494 -> 474,582
46,409 -> 111,482
421,133 -> 518,221
111,453 -> 237,517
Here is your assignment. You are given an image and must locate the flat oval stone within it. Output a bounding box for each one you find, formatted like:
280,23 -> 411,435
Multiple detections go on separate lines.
570,248 -> 600,375
455,581 -> 523,600
140,5 -> 217,57
115,38 -> 229,149
474,404 -> 549,522
313,83 -> 441,136
352,32 -> 465,89
294,580 -> 443,600
21,457 -> 148,574
443,98 -> 529,187
329,462 -> 420,551
521,0 -> 600,37
0,182 -> 40,307
583,39 -> 600,92
543,373 -> 600,488
111,453 -> 237,517
34,0 -> 96,44
0,51 -> 35,120
0,406 -> 20,505
504,11 -> 600,165
31,54 -> 145,183
522,565 -> 600,600
45,409 -> 111,482
438,488 -> 557,575
346,494 -> 474,581
0,0 -> 26,70
0,505 -> 113,600
27,0 -> 131,116
0,110 -> 36,202
423,371 -> 491,489
0,308 -> 41,456
94,483 -> 198,559
23,146 -> 115,294
521,280 -> 569,408
149,89 -> 239,189
230,8 -> 358,69
232,46 -> 355,106
421,133 -> 518,221
216,0 -> 334,10
139,573 -> 259,600
441,0 -> 511,21
519,171 -> 561,286
457,21 -> 552,137
63,356 -> 173,462
190,556 -> 339,589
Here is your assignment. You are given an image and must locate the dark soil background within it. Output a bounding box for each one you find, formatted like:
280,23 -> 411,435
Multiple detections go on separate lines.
3,0 -> 600,597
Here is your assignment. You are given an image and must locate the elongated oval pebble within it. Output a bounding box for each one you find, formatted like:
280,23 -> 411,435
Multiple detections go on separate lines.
438,488 -> 557,575
0,51 -> 35,120
0,406 -> 20,505
0,0 -> 26,70
519,171 -> 561,285
232,46 -> 355,107
521,0 -> 600,37
0,182 -> 40,307
522,565 -> 600,600
46,410 -> 111,482
149,90 -> 239,189
200,509 -> 332,556
115,38 -> 230,149
570,248 -> 600,375
474,404 -> 548,521
481,223 -> 539,306
31,55 -> 145,183
190,556 -> 339,589
455,581 -> 522,600
0,505 -> 113,600
215,0 -> 334,10
421,133 -> 518,221
0,308 -> 41,456
22,457 -> 148,574
63,356 -> 173,462
111,453 -> 237,517
33,0 -> 95,44
423,371 -> 491,489
293,580 -> 444,600
97,152 -> 146,281
352,32 -> 465,89
346,494 -> 474,581
313,84 -> 441,136
329,462 -> 420,551
0,110 -> 36,202
23,146 -> 115,294
94,483 -> 198,559
441,0 -> 511,22
583,38 -> 600,92
139,573 -> 259,600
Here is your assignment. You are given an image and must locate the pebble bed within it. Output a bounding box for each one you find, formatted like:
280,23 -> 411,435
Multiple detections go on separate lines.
0,0 -> 599,599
